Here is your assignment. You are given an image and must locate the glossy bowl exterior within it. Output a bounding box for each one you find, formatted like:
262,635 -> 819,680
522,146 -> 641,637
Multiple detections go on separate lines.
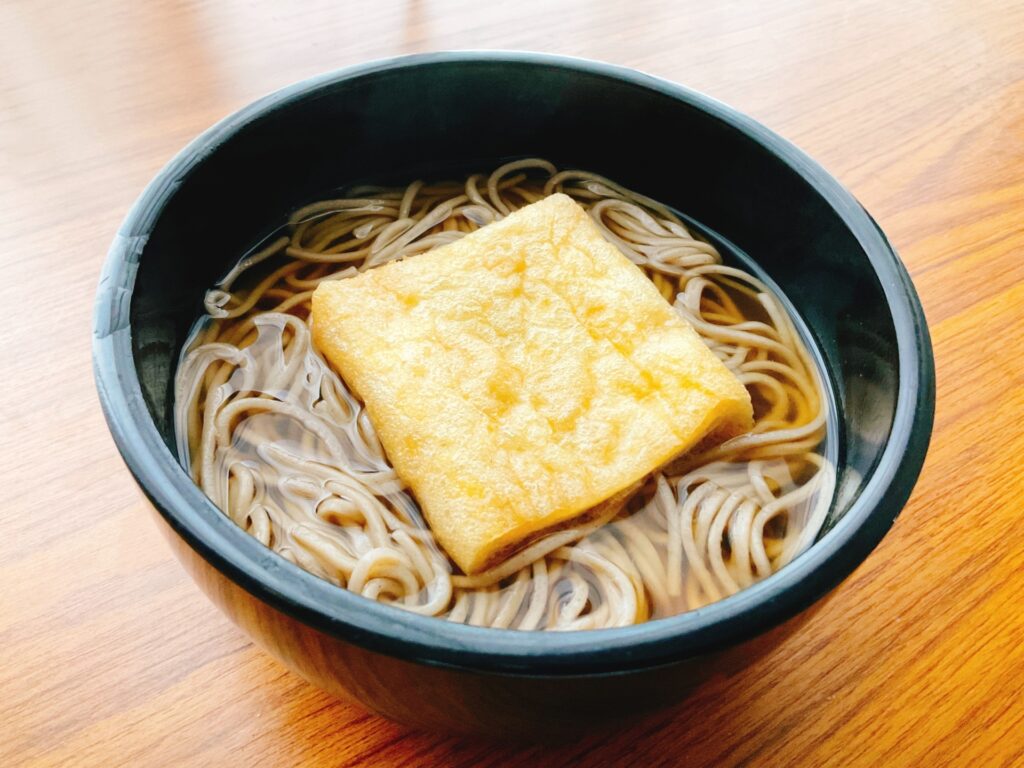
93,52 -> 934,735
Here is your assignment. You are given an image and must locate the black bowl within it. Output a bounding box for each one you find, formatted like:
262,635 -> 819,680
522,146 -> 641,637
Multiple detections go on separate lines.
93,52 -> 934,736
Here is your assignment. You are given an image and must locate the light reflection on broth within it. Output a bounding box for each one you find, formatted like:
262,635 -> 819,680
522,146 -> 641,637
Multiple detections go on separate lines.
173,159 -> 835,630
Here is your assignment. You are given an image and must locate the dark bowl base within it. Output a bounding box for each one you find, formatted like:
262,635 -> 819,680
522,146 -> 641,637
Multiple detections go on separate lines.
147,502 -> 820,736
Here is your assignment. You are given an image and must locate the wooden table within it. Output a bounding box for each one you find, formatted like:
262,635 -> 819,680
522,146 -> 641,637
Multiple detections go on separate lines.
4,1 -> 1023,765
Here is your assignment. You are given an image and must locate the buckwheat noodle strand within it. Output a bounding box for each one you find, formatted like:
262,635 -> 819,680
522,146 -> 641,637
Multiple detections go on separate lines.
173,160 -> 834,630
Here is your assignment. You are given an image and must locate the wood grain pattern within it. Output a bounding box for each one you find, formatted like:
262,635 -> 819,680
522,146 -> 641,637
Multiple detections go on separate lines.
2,0 -> 1022,765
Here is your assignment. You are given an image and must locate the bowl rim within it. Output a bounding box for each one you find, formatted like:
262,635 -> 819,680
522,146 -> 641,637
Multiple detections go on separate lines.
93,51 -> 935,676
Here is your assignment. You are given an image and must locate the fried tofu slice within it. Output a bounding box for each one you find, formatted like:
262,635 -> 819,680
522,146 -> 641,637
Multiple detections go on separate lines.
312,193 -> 753,574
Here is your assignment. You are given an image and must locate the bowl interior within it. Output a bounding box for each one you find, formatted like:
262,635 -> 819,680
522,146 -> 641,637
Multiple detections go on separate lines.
130,58 -> 895,535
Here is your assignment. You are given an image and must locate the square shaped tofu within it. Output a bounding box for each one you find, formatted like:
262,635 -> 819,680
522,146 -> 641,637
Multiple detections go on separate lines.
312,193 -> 752,575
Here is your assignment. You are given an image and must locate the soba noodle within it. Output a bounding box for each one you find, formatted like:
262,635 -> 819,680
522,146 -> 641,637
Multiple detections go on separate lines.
173,159 -> 834,630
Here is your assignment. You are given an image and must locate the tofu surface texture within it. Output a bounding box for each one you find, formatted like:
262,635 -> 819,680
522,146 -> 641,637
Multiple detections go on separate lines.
312,193 -> 753,574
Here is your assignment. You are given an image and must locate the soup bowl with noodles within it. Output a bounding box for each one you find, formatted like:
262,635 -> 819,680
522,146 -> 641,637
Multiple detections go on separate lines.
93,53 -> 934,736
